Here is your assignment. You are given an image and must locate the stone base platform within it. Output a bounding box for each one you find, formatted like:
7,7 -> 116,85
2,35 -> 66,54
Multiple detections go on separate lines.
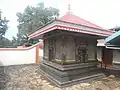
40,60 -> 105,87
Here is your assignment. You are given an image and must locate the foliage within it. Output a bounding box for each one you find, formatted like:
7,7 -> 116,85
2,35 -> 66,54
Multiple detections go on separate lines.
17,2 -> 59,35
0,11 -> 9,36
15,2 -> 59,46
0,37 -> 13,48
0,10 -> 9,48
12,34 -> 39,47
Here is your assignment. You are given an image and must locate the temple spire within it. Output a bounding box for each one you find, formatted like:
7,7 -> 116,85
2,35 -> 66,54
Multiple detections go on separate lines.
68,4 -> 72,13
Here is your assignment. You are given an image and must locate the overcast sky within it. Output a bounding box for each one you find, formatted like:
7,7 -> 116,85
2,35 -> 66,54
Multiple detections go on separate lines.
0,0 -> 120,40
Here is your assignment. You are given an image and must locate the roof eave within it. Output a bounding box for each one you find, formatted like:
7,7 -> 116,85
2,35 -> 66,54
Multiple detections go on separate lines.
57,20 -> 113,33
28,20 -> 113,39
105,30 -> 120,43
28,19 -> 57,38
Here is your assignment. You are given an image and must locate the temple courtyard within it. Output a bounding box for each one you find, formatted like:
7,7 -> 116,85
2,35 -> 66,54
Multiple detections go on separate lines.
0,64 -> 120,90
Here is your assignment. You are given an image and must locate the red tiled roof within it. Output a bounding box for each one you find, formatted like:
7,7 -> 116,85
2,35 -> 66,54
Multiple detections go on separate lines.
59,12 -> 104,30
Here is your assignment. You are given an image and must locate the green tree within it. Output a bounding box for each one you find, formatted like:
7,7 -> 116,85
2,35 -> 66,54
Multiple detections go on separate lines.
0,10 -> 9,47
12,33 -> 39,47
11,36 -> 18,47
17,2 -> 59,35
15,2 -> 59,46
1,37 -> 13,48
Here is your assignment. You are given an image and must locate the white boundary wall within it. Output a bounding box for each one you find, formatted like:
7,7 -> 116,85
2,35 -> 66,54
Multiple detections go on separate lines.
0,42 -> 43,66
0,47 -> 36,66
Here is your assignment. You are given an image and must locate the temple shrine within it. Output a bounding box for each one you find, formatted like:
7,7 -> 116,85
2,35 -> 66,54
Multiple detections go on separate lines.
28,12 -> 113,86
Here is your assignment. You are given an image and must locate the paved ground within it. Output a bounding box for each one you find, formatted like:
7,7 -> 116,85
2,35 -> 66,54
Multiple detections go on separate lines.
0,64 -> 120,90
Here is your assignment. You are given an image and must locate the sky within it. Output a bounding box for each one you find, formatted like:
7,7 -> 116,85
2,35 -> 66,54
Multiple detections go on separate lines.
0,0 -> 120,40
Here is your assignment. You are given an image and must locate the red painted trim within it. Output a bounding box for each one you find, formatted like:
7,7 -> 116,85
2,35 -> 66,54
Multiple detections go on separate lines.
28,19 -> 114,38
29,19 -> 113,37
29,26 -> 56,38
28,20 -> 56,36
29,25 -> 57,38
57,20 -> 114,33
57,25 -> 111,36
29,24 -> 112,38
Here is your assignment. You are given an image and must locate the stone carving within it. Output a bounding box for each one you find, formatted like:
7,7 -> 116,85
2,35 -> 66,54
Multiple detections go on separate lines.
75,38 -> 88,62
48,39 -> 56,61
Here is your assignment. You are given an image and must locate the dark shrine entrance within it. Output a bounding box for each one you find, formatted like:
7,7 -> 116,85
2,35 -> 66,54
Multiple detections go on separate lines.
78,48 -> 88,63
102,47 -> 113,67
